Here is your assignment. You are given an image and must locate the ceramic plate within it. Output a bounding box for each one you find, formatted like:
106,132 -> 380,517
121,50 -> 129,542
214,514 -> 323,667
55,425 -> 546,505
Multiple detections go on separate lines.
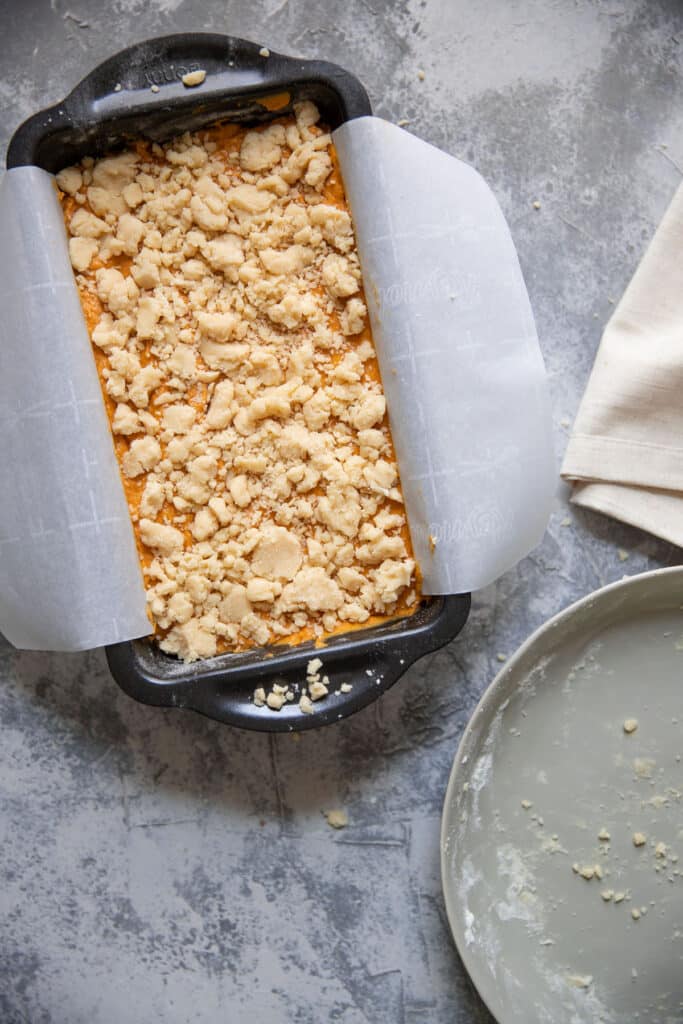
441,567 -> 683,1023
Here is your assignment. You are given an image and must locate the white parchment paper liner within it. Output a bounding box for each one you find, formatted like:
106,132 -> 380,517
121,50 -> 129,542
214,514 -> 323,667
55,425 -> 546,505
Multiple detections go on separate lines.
334,117 -> 554,594
0,122 -> 553,651
0,167 -> 150,650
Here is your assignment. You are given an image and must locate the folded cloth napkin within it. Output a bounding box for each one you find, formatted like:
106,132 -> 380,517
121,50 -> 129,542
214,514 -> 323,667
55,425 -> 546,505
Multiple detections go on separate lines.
561,182 -> 683,547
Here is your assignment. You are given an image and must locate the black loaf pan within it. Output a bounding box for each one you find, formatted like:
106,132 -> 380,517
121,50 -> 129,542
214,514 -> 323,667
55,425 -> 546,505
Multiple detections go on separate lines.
7,33 -> 471,731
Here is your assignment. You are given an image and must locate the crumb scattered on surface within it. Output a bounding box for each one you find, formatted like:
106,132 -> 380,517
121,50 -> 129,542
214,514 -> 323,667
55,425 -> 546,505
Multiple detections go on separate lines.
601,889 -> 614,901
309,679 -> 329,700
182,69 -> 206,87
299,693 -> 314,714
150,84 -> 160,93
542,835 -> 567,855
560,517 -> 571,527
617,548 -> 629,562
259,47 -> 270,57
397,119 -> 410,127
254,653 -> 344,713
259,681 -> 293,711
567,974 -> 592,989
324,808 -> 348,829
496,653 -> 507,663
532,200 -> 541,210
598,828 -> 611,841
623,718 -> 638,734
634,758 -> 655,779
417,69 -> 425,80
521,799 -> 532,810
307,657 -> 329,700
573,863 -> 600,880
631,908 -> 641,920
633,832 -> 647,847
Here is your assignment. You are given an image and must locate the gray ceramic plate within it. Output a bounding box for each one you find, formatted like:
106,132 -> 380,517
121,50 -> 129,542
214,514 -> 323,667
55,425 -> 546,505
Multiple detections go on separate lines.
441,567 -> 683,1024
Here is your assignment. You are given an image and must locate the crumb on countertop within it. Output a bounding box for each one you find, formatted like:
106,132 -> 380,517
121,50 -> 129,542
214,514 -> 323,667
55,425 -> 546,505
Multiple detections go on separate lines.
324,808 -> 348,829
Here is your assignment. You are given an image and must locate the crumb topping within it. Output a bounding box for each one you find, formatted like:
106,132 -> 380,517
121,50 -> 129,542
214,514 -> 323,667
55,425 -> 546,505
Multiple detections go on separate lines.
59,101 -> 418,661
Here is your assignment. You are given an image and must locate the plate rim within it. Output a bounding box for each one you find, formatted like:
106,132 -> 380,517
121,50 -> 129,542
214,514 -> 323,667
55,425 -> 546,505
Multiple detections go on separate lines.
439,563 -> 683,1023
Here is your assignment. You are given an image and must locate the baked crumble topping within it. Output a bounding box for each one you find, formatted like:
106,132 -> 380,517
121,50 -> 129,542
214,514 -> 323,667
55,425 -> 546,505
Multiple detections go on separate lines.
58,101 -> 418,662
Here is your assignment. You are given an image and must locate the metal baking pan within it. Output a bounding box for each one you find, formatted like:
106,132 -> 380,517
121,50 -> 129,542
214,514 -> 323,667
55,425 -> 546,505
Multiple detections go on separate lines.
7,33 -> 471,731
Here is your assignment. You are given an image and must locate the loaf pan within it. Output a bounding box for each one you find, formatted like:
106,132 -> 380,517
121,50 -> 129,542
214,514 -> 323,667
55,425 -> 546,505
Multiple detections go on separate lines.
7,33 -> 471,731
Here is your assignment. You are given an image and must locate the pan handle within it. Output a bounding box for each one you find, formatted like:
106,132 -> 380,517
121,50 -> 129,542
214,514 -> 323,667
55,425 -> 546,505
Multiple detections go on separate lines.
7,33 -> 370,171
106,595 -> 471,733
74,32 -> 290,105
107,639 -> 416,733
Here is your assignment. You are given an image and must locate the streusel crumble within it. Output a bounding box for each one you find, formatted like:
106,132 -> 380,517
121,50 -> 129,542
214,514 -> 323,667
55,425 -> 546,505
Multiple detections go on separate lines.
58,100 -> 418,661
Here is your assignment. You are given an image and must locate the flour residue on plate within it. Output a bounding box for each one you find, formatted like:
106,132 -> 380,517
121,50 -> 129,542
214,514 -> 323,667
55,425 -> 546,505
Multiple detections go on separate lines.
442,571 -> 683,1024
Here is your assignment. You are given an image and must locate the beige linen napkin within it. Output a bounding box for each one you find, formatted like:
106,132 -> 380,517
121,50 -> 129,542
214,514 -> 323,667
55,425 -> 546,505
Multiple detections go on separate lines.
561,182 -> 683,547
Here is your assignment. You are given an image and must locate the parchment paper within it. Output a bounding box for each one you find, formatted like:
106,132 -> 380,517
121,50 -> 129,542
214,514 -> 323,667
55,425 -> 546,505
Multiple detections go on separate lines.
0,123 -> 553,651
0,167 -> 150,650
334,117 -> 554,593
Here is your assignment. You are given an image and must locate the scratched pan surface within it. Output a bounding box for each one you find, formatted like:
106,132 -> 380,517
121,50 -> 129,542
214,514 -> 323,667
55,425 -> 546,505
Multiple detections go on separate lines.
441,566 -> 683,1024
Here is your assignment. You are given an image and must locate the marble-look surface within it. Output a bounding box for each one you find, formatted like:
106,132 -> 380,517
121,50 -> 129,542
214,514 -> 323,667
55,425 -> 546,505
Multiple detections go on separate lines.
1,1 -> 682,1021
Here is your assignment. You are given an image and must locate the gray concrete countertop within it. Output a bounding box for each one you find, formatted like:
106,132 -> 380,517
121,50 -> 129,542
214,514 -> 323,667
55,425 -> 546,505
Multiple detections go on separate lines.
1,1 -> 682,1021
